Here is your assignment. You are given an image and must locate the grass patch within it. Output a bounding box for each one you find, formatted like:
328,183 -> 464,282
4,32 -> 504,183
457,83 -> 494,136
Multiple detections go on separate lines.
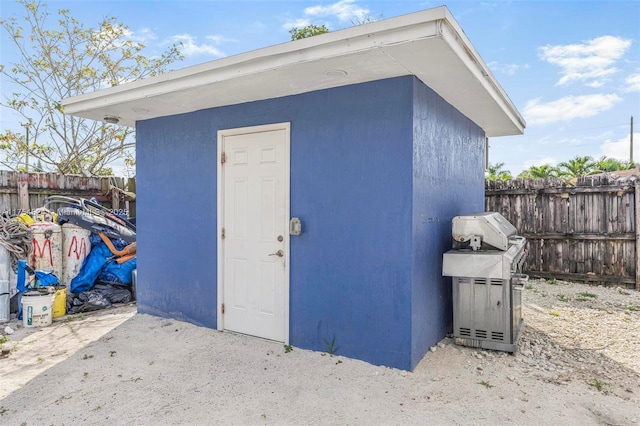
588,378 -> 608,393
283,344 -> 293,353
549,311 -> 560,317
478,380 -> 494,389
323,334 -> 340,356
82,354 -> 94,360
548,278 -> 557,285
578,292 -> 597,298
557,293 -> 569,302
64,314 -> 86,323
626,305 -> 640,312
0,336 -> 7,344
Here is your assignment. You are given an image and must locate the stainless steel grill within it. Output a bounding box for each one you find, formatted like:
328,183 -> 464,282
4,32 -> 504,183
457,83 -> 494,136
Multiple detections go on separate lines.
442,212 -> 527,353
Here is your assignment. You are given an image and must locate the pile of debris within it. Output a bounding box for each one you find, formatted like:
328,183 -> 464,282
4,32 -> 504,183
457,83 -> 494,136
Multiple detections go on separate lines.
0,196 -> 136,326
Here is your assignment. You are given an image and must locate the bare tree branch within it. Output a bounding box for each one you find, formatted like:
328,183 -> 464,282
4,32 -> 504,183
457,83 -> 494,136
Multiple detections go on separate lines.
0,0 -> 183,175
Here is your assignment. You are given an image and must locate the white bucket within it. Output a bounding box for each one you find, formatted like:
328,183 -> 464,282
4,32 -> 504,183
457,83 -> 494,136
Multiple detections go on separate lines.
29,222 -> 63,280
22,291 -> 54,327
61,223 -> 91,288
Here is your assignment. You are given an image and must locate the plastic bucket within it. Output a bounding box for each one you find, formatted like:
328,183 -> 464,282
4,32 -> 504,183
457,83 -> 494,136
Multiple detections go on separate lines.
52,286 -> 67,318
22,291 -> 54,327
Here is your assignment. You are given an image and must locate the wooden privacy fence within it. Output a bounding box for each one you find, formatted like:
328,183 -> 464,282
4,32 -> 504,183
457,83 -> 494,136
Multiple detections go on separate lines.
486,175 -> 639,290
0,170 -> 136,217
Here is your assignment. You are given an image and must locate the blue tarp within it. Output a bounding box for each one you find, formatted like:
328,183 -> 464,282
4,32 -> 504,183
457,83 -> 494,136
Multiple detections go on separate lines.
16,260 -> 59,291
99,257 -> 136,285
70,242 -> 136,293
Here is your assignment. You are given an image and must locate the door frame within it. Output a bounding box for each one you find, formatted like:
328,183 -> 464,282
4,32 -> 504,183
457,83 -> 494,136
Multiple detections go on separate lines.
216,122 -> 291,343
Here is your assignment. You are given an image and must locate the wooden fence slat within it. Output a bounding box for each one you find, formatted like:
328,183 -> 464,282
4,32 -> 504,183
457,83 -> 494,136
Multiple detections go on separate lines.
486,177 -> 638,289
18,181 -> 29,211
0,171 -> 135,219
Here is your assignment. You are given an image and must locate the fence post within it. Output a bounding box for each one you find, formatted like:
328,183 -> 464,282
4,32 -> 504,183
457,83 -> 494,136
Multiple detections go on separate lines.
636,180 -> 640,291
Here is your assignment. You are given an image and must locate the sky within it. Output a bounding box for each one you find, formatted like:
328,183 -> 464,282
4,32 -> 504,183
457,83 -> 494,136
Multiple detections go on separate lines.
1,0 -> 639,176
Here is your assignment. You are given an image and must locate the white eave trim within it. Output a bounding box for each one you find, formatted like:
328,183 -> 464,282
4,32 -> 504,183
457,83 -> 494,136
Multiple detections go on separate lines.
438,18 -> 525,134
61,6 -> 524,136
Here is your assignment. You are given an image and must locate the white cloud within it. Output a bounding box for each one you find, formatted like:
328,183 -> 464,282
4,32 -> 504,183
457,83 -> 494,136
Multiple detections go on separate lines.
128,28 -> 158,45
586,80 -> 605,88
170,34 -> 226,57
626,73 -> 640,92
488,61 -> 530,76
206,35 -> 235,44
538,35 -> 632,87
552,136 -> 584,147
304,0 -> 369,22
601,133 -> 640,160
283,0 -> 369,29
524,94 -> 622,125
523,157 -> 558,168
282,18 -> 312,30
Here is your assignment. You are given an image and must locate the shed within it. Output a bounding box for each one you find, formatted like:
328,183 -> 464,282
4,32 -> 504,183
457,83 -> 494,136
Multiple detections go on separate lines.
62,6 -> 525,370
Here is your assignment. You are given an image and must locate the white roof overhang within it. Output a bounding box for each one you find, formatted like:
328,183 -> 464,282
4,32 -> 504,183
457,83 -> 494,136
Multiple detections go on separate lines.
62,6 -> 525,137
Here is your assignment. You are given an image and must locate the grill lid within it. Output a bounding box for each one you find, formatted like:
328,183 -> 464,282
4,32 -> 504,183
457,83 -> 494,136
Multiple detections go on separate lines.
452,212 -> 517,251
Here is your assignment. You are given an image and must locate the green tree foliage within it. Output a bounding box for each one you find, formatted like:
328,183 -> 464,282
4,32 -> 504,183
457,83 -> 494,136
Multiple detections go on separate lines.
557,156 -> 596,178
517,164 -> 560,179
0,0 -> 183,175
514,156 -> 635,180
591,156 -> 634,173
485,162 -> 513,181
289,24 -> 329,40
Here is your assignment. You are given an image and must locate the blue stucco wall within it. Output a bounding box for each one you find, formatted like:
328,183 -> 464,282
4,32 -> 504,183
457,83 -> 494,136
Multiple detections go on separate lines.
409,78 -> 486,368
136,77 -> 415,369
136,75 -> 486,370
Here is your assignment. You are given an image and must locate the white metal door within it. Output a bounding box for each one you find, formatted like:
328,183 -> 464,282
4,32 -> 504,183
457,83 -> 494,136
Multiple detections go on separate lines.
218,123 -> 289,343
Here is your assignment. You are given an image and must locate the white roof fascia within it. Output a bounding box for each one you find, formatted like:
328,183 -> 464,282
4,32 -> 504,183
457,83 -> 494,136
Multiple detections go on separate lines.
436,9 -> 525,134
61,6 -> 525,136
62,9 -> 447,114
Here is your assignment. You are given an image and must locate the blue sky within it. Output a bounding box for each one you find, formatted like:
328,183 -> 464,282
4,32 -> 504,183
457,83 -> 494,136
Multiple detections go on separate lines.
1,0 -> 639,175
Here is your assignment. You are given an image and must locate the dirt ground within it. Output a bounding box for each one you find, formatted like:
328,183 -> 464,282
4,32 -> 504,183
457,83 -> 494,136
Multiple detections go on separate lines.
1,279 -> 639,425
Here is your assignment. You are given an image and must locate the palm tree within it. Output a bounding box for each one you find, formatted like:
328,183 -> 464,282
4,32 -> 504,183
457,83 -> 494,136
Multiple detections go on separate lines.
557,156 -> 595,178
486,162 -> 513,181
518,164 -> 560,179
591,156 -> 635,173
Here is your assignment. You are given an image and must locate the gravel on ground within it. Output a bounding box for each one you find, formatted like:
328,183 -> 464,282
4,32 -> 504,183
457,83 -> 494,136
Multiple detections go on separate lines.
0,279 -> 638,425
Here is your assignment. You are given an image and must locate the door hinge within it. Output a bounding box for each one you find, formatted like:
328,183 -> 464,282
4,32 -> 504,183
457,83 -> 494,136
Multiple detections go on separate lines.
221,303 -> 225,314
221,227 -> 225,239
221,152 -> 226,164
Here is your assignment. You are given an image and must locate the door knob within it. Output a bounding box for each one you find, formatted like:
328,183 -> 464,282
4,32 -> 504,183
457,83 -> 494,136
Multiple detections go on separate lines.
269,250 -> 284,257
